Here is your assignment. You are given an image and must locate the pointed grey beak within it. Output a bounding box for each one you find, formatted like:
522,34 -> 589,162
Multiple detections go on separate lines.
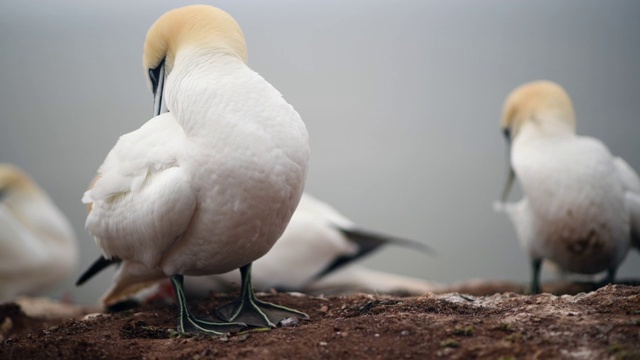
149,59 -> 166,117
501,128 -> 515,202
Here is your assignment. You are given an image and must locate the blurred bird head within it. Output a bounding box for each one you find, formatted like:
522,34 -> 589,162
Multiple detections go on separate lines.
498,80 -> 576,202
143,5 -> 248,116
0,163 -> 38,200
501,80 -> 576,141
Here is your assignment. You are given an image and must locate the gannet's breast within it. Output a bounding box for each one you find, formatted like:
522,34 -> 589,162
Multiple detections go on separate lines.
155,58 -> 310,276
512,135 -> 630,273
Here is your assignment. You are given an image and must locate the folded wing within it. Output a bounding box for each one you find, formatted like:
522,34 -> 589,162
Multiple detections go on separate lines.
83,113 -> 196,269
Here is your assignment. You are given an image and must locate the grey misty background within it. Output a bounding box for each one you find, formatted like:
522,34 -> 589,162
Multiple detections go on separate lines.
0,1 -> 638,304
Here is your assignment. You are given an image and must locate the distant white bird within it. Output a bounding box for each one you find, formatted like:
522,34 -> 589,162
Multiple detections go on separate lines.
79,5 -> 310,334
79,193 -> 439,307
0,164 -> 77,303
495,80 -> 640,293
184,193 -> 438,297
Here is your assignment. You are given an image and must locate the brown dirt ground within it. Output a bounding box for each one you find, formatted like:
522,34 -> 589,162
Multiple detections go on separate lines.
1,282 -> 639,359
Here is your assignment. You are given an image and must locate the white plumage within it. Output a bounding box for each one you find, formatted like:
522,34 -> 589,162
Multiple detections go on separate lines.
0,164 -> 77,302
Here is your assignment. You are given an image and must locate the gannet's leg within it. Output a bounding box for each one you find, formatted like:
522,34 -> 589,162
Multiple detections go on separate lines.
170,274 -> 246,335
530,258 -> 542,294
216,263 -> 309,327
603,267 -> 617,286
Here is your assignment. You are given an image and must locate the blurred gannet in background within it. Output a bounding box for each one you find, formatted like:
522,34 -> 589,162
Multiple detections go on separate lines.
79,5 -> 310,334
495,80 -> 640,293
184,193 -> 438,297
0,164 -> 77,303
78,193 -> 438,306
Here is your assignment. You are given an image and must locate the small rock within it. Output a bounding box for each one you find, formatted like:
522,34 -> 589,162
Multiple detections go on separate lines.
237,333 -> 250,342
374,333 -> 380,337
82,313 -> 106,321
400,330 -> 410,336
280,317 -> 299,327
319,341 -> 328,346
320,305 -> 329,313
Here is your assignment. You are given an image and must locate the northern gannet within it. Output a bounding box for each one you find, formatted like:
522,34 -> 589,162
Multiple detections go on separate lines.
80,5 -> 310,334
496,80 -> 640,293
0,164 -> 77,303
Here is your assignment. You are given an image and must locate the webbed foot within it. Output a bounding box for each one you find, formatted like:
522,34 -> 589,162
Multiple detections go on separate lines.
216,263 -> 309,327
170,275 -> 246,335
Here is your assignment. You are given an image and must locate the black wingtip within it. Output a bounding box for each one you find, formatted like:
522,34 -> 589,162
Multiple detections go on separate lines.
76,255 -> 119,286
312,226 -> 436,281
340,227 -> 436,257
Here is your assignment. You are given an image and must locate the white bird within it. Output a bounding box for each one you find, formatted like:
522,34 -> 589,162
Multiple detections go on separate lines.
78,193 -> 438,307
184,193 -> 438,297
79,5 -> 310,334
0,164 -> 77,303
495,80 -> 640,293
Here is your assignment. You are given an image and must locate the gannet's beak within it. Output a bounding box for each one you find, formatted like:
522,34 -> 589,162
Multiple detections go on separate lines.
501,128 -> 515,202
149,59 -> 166,116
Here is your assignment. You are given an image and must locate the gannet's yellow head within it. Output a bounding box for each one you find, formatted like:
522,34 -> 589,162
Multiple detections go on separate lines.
142,5 -> 247,116
143,5 -> 247,73
501,80 -> 576,140
0,164 -> 38,198
498,81 -> 576,202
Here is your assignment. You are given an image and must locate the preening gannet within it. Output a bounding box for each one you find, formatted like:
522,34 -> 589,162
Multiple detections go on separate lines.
80,5 -> 310,334
495,80 -> 640,293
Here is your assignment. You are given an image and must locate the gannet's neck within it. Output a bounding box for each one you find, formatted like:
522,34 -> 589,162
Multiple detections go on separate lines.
165,48 -> 248,134
514,114 -> 576,144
